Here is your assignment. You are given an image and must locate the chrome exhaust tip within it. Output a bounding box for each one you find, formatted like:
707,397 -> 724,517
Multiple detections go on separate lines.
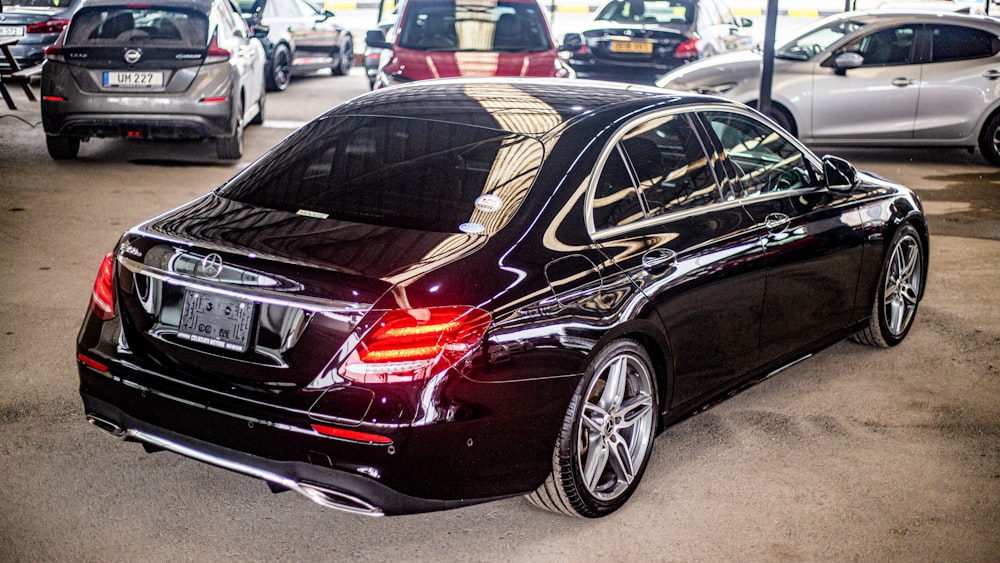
86,414 -> 127,439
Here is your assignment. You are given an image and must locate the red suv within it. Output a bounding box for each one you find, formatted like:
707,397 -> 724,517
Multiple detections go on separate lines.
365,0 -> 573,88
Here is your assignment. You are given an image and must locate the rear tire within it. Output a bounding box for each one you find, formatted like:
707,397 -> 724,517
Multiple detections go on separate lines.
266,44 -> 292,92
216,99 -> 244,160
852,224 -> 925,347
332,38 -> 354,76
978,112 -> 1000,166
46,135 -> 80,160
526,339 -> 658,517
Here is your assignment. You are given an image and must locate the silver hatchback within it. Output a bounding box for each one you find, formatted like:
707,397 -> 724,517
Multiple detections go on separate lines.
656,10 -> 1000,165
40,0 -> 266,160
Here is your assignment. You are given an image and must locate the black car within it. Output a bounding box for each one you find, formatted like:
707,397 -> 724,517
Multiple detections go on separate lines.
239,0 -> 352,91
77,78 -> 928,517
563,0 -> 753,80
0,0 -> 83,70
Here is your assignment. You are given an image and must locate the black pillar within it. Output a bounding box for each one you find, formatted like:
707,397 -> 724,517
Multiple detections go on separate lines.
758,0 -> 779,118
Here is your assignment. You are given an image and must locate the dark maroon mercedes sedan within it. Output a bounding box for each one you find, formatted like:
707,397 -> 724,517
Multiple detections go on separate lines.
76,78 -> 927,518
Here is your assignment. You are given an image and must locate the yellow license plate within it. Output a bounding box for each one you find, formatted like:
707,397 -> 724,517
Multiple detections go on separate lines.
610,41 -> 653,54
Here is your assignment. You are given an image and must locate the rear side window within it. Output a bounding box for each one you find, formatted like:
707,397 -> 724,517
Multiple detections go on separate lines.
66,7 -> 208,47
219,116 -> 542,234
397,0 -> 551,52
929,25 -> 1000,62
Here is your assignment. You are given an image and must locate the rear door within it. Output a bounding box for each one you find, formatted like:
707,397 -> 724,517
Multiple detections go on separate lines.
913,22 -> 1000,142
589,110 -> 767,407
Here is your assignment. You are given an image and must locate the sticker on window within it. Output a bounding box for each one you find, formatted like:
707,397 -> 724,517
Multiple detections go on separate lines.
474,194 -> 503,213
459,222 -> 485,234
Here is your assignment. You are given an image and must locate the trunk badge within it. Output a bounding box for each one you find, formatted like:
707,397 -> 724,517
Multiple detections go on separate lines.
200,253 -> 224,279
124,48 -> 142,64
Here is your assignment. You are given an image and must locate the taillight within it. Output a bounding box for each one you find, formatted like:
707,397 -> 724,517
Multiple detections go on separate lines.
44,45 -> 65,62
27,19 -> 69,34
90,251 -> 116,321
674,38 -> 700,60
340,306 -> 491,384
204,31 -> 231,64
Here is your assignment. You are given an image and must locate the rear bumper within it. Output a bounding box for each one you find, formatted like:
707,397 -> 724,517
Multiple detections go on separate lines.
78,364 -> 511,515
42,110 -> 232,140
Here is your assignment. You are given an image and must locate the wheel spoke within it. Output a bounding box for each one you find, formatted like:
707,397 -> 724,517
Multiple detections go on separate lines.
607,436 -> 636,485
600,356 -> 629,410
582,403 -> 608,434
615,394 -> 653,429
582,437 -> 609,492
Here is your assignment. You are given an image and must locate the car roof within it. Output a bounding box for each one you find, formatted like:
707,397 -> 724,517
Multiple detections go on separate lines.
830,8 -> 1000,25
332,78 -> 717,137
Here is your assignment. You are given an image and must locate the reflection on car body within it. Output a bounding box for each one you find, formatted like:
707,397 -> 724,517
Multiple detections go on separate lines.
657,9 -> 1000,165
77,78 -> 928,518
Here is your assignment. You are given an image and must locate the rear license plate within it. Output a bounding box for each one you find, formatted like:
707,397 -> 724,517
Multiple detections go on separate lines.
0,26 -> 26,37
102,70 -> 164,88
610,40 -> 653,54
177,290 -> 254,353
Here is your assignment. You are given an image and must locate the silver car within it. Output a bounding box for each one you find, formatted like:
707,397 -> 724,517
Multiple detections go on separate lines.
656,10 -> 1000,165
40,0 -> 266,160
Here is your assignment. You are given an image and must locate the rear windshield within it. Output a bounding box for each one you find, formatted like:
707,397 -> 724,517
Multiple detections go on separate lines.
218,115 -> 543,234
66,7 -> 208,47
398,0 -> 552,52
596,0 -> 695,26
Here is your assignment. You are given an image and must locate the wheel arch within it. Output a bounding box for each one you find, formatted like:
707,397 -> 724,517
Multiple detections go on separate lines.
747,98 -> 798,137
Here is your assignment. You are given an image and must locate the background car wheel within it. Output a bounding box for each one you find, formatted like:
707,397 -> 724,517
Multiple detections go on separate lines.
266,44 -> 292,92
216,99 -> 244,160
526,339 -> 658,517
852,224 -> 925,348
332,38 -> 354,76
978,113 -> 1000,166
46,135 -> 80,160
752,102 -> 797,137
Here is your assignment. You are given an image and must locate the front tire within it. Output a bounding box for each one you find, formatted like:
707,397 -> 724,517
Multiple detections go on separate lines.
978,113 -> 1000,166
526,339 -> 658,517
852,224 -> 925,347
46,135 -> 80,160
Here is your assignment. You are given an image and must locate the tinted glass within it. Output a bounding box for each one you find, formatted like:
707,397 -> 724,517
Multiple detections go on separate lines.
219,116 -> 541,234
398,0 -> 551,52
621,114 -> 719,217
930,25 -> 1000,62
593,147 -> 644,231
66,7 -> 208,47
702,111 -> 814,198
596,0 -> 695,25
841,25 -> 916,66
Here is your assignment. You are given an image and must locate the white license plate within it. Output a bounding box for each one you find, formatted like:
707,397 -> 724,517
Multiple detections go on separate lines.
102,70 -> 165,88
177,290 -> 255,353
0,26 -> 26,37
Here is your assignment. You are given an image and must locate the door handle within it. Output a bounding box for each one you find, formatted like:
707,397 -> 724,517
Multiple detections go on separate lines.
890,77 -> 915,87
641,248 -> 677,272
764,213 -> 790,234
983,70 -> 1000,80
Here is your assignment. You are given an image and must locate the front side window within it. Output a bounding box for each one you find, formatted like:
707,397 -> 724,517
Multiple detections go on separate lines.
929,25 -> 1000,63
66,7 -> 208,47
219,116 -> 542,234
398,0 -> 551,52
838,25 -> 917,67
702,111 -> 814,199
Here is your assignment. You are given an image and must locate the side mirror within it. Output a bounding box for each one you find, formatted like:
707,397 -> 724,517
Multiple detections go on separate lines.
366,29 -> 391,50
822,155 -> 858,192
561,32 -> 583,52
832,52 -> 863,75
740,17 -> 753,27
